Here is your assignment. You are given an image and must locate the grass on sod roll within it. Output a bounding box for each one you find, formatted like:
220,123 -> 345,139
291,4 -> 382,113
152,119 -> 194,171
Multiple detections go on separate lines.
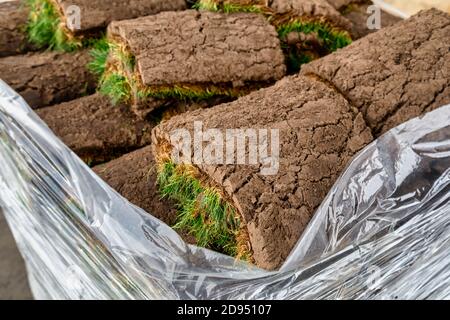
26,0 -> 81,51
88,38 -> 250,104
26,0 -> 104,51
87,38 -> 110,76
157,159 -> 252,261
285,50 -> 314,73
194,0 -> 352,72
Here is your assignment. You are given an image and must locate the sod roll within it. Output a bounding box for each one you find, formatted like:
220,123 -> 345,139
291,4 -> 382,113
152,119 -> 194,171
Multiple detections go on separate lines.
301,8 -> 450,134
0,49 -> 96,108
327,0 -> 402,39
102,10 -> 285,106
152,75 -> 374,269
151,9 -> 450,270
36,93 -> 154,165
0,0 -> 32,57
36,93 -> 226,164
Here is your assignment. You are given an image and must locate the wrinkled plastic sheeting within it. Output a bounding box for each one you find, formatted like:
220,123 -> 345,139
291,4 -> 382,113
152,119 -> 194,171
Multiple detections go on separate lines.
0,79 -> 449,300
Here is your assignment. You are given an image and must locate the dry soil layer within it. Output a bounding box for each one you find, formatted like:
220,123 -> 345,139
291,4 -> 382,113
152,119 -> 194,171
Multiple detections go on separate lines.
36,93 -> 226,164
0,0 -> 32,57
55,0 -> 187,34
0,49 -> 96,108
301,8 -> 450,134
36,93 -> 153,165
107,10 -> 286,88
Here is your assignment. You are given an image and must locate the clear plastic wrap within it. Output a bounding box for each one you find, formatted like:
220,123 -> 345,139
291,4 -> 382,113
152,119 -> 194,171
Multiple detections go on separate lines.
0,79 -> 449,300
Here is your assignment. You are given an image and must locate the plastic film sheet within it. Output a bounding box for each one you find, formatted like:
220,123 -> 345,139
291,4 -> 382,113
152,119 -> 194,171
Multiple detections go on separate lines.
0,80 -> 449,300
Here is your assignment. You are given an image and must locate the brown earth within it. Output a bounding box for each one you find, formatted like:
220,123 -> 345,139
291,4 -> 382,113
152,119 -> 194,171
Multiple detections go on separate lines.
0,49 -> 96,108
301,8 -> 450,134
152,9 -> 450,270
36,93 -> 154,165
107,10 -> 286,88
55,0 -> 187,34
0,0 -> 33,57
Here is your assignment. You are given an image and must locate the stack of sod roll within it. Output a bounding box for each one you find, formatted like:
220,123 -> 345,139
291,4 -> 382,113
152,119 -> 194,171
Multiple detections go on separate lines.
0,49 -> 96,108
97,10 -> 286,109
1,1 -> 448,271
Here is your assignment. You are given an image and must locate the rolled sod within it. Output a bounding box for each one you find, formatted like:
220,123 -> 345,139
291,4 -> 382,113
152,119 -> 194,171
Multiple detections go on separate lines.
0,49 -> 96,108
98,10 -> 286,108
0,0 -> 33,57
301,8 -> 450,134
151,9 -> 450,270
25,0 -> 187,51
194,0 -> 353,71
92,146 -> 197,245
327,0 -> 402,39
36,93 -> 154,165
152,75 -> 374,269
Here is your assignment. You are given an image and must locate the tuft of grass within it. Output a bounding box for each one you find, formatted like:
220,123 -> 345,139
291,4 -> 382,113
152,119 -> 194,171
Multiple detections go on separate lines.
157,160 -> 245,257
276,19 -> 352,72
193,0 -> 219,11
99,73 -> 131,105
95,40 -> 137,104
87,37 -> 110,76
26,0 -> 81,51
222,3 -> 263,14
